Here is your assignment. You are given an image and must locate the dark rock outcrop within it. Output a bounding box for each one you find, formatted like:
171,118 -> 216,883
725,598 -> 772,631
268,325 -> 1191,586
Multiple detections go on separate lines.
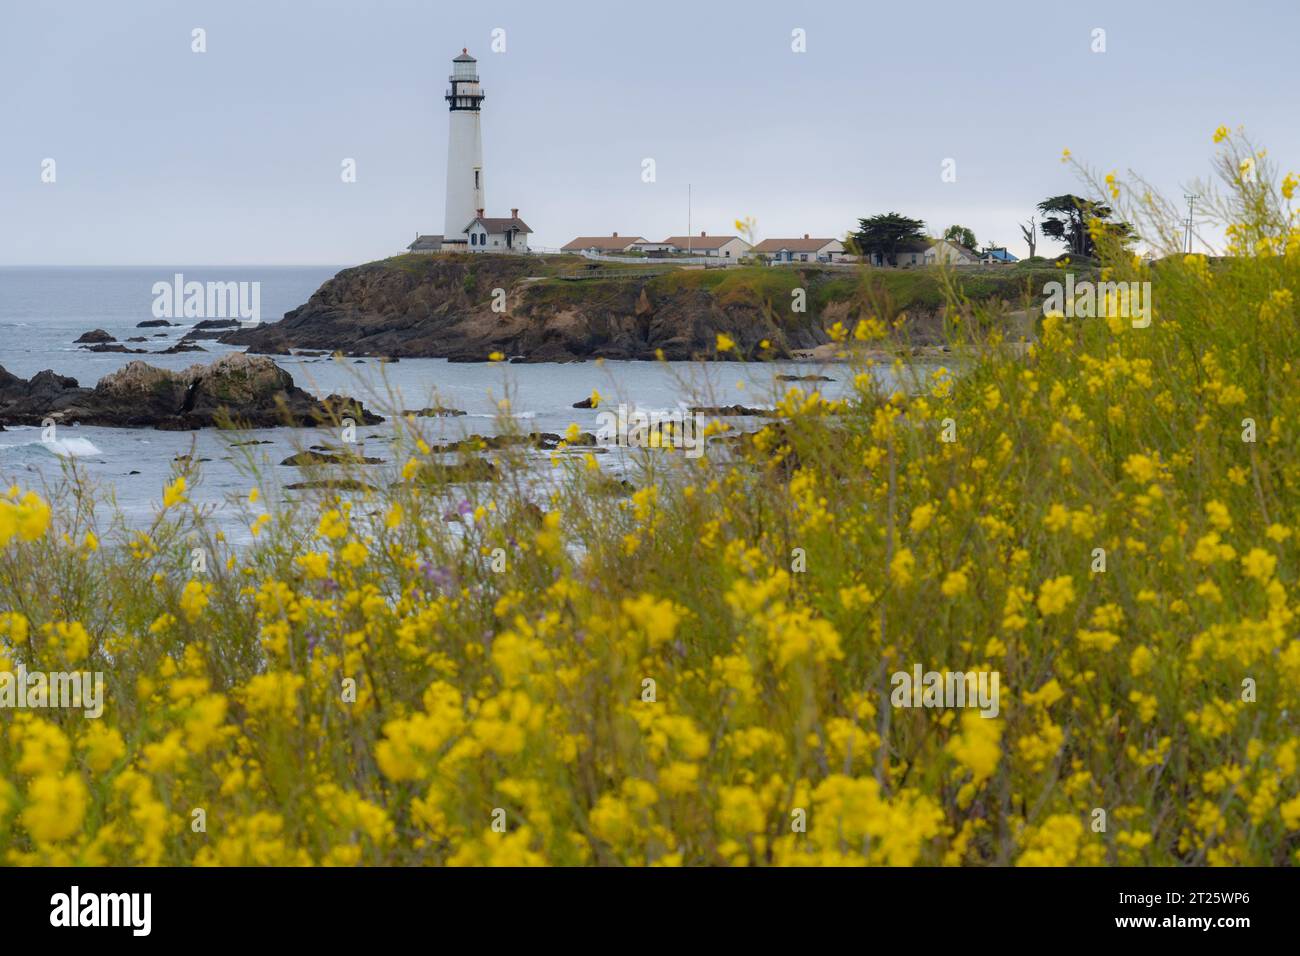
689,405 -> 776,417
402,406 -> 467,418
406,459 -> 498,485
75,329 -> 115,344
179,319 -> 242,343
286,479 -> 378,492
427,432 -> 596,453
280,450 -> 384,466
0,354 -> 383,430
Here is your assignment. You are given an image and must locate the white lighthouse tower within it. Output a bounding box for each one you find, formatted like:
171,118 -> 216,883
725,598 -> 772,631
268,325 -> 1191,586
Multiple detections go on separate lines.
442,49 -> 485,250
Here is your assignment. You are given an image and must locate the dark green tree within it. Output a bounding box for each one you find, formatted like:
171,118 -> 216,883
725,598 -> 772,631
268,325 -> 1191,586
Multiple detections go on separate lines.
848,213 -> 928,266
1036,195 -> 1133,258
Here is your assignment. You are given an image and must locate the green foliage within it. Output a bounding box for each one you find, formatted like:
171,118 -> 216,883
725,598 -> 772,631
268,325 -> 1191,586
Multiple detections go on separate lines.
1037,194 -> 1134,258
944,225 -> 978,250
848,213 -> 929,265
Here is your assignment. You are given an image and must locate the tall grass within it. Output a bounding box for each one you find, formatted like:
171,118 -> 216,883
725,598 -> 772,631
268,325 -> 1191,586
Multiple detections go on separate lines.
1,131 -> 1298,865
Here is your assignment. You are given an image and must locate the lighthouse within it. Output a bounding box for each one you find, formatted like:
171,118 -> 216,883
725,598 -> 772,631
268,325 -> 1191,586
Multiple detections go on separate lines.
442,49 -> 485,250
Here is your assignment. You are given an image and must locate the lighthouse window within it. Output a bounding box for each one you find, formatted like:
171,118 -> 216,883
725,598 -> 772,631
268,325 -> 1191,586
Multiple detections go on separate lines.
474,170 -> 480,188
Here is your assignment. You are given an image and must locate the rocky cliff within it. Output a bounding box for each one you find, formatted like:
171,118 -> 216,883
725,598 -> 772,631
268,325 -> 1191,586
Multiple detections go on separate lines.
220,253 -> 1055,362
221,255 -> 853,361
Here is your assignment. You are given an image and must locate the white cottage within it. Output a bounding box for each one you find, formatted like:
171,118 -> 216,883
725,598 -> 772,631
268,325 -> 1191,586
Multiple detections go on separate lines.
752,235 -> 846,263
561,233 -> 647,253
464,208 -> 532,253
924,239 -> 981,266
660,233 -> 751,258
406,234 -> 444,254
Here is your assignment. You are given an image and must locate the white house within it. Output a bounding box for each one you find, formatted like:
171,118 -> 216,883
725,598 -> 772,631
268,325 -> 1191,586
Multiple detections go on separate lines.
628,240 -> 677,254
464,208 -> 532,253
980,247 -> 1020,265
660,233 -> 752,258
924,239 -> 981,266
561,233 -> 647,253
752,235 -> 846,263
407,234 -> 444,254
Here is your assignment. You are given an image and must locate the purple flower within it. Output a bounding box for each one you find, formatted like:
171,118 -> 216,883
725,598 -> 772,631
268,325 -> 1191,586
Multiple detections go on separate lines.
421,562 -> 456,592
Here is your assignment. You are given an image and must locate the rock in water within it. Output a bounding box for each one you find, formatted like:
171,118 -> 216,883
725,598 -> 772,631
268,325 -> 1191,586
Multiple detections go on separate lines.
402,406 -> 467,418
279,450 -> 384,466
689,404 -> 776,417
74,329 -> 116,344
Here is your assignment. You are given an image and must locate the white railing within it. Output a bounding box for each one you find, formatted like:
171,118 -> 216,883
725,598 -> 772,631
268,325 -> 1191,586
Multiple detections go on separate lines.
517,247 -> 743,265
575,250 -> 737,266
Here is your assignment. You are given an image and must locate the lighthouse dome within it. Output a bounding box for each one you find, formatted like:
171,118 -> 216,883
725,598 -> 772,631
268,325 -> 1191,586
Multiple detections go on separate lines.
451,48 -> 477,81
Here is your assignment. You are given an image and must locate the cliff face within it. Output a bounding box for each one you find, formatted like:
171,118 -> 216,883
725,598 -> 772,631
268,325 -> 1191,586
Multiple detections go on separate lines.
222,255 -> 839,361
222,253 -> 1056,362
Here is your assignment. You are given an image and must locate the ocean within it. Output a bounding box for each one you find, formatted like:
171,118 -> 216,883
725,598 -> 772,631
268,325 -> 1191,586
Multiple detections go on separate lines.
0,265 -> 907,541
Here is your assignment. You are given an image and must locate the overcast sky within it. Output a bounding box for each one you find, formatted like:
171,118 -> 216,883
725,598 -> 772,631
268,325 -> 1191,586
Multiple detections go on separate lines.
3,0 -> 1297,265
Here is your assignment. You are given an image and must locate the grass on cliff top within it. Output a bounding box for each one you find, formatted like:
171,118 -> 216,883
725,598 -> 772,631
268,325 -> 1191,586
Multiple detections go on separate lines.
370,253 -> 1072,319
647,261 -> 1072,315
371,251 -> 1071,310
374,252 -> 677,280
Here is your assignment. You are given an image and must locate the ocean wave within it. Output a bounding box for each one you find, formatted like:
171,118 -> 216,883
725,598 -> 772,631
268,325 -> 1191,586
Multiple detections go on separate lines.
0,435 -> 104,458
464,411 -> 536,420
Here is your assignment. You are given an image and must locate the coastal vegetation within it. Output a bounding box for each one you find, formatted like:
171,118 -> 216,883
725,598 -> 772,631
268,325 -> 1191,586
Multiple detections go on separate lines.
2,131 -> 1299,866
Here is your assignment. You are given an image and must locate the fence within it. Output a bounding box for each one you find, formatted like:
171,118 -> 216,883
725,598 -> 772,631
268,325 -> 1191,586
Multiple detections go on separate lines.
523,247 -> 739,266
553,268 -> 680,281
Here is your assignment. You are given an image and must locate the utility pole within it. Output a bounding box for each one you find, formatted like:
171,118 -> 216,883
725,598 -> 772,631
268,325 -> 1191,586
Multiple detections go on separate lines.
687,184 -> 692,255
1184,193 -> 1198,254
